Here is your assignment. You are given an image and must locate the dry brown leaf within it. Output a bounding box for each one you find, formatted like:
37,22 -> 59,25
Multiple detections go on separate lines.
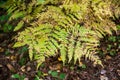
0,47 -> 4,52
6,63 -> 16,72
100,75 -> 108,80
49,63 -> 62,70
0,64 -> 3,67
105,55 -> 112,60
27,66 -> 31,72
21,65 -> 26,72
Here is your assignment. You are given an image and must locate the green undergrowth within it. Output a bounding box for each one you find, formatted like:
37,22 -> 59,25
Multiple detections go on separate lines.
99,25 -> 120,57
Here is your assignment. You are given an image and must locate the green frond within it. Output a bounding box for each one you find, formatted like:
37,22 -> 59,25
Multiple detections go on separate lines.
11,0 -> 119,68
74,41 -> 82,64
9,11 -> 25,21
60,44 -> 67,65
67,36 -> 75,63
29,46 -> 34,60
14,20 -> 24,31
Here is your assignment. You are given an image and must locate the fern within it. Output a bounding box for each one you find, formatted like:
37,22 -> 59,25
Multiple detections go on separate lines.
14,23 -> 102,68
0,0 -> 46,31
12,0 -> 119,68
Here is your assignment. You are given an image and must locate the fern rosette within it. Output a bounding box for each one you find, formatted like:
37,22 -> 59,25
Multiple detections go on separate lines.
8,0 -> 119,68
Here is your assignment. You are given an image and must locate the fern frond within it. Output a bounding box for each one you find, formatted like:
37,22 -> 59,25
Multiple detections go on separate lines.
14,20 -> 24,31
60,44 -> 67,65
12,0 -> 119,68
68,37 -> 75,63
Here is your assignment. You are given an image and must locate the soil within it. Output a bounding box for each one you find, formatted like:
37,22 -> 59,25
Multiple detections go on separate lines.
0,29 -> 120,80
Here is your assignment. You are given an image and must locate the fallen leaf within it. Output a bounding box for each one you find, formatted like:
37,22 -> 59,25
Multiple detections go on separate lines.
0,47 -> 4,52
27,66 -> 31,72
49,63 -> 62,70
0,64 -> 3,67
10,55 -> 17,61
21,65 -> 26,72
7,63 -> 16,72
105,55 -> 112,60
43,73 -> 48,76
100,75 -> 108,80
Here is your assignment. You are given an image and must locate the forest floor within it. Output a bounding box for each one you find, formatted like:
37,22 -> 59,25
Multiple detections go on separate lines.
0,29 -> 120,80
0,6 -> 120,80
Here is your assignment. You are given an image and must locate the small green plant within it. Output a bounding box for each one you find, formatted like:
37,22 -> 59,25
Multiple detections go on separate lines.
117,25 -> 120,30
3,23 -> 13,32
48,70 -> 66,80
11,74 -> 25,80
34,70 -> 66,80
81,64 -> 87,69
5,49 -> 11,55
0,14 -> 14,32
59,73 -> 66,80
0,14 -> 11,21
108,36 -> 116,42
18,57 -> 26,66
107,45 -> 112,51
18,46 -> 28,54
107,35 -> 118,56
34,76 -> 42,80
109,50 -> 117,56
48,70 -> 58,78
18,46 -> 28,66
34,71 -> 43,80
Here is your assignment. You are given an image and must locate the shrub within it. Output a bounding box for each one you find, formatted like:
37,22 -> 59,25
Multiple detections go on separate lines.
1,0 -> 119,68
